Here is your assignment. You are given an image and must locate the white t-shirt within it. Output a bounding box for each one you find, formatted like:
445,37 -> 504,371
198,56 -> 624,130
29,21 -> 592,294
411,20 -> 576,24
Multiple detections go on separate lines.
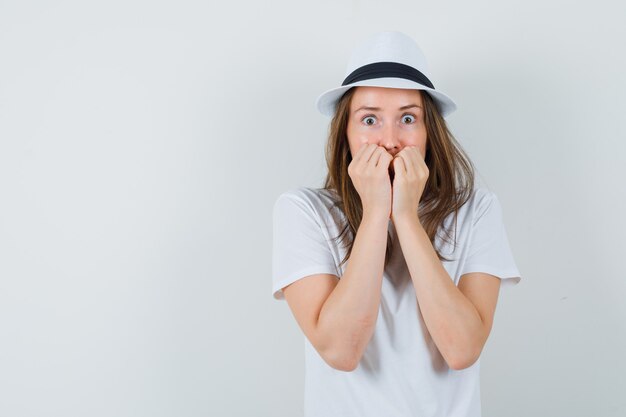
272,186 -> 522,417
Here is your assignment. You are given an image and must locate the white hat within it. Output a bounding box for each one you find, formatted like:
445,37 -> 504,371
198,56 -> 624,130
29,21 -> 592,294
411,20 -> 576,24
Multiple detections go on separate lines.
315,31 -> 457,118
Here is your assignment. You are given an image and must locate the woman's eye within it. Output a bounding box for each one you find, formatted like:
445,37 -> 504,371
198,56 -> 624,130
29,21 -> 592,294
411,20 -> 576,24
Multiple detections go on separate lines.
402,114 -> 416,124
362,116 -> 377,125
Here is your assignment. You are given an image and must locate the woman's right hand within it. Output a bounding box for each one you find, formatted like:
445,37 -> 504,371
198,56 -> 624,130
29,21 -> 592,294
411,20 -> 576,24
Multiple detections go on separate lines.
347,143 -> 393,219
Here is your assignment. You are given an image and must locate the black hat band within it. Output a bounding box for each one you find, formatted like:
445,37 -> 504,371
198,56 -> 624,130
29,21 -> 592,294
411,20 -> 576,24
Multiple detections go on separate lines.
341,61 -> 435,89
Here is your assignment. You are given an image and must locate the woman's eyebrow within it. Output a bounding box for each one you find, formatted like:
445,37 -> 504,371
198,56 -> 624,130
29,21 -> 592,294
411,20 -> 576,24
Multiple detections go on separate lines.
354,104 -> 422,113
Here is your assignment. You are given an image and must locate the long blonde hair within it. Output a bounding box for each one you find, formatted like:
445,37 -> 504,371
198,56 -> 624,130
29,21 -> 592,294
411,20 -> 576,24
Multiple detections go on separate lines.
322,87 -> 475,268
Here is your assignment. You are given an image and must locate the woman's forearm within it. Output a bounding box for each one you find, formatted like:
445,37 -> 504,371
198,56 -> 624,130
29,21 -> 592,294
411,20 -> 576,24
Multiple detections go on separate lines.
394,214 -> 484,370
316,210 -> 389,370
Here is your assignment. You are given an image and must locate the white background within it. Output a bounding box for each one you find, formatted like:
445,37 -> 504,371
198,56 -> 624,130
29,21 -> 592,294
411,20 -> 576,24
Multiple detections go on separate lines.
1,1 -> 625,416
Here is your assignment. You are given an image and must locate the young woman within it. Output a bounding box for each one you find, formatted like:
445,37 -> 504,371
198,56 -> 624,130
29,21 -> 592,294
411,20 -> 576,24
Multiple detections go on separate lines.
272,31 -> 522,417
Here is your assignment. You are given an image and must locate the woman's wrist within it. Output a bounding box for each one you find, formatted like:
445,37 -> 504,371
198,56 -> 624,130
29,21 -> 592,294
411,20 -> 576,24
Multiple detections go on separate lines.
362,209 -> 391,225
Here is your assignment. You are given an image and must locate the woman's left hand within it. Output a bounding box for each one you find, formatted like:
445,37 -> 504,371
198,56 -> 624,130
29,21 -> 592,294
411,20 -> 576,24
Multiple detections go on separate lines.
390,146 -> 428,223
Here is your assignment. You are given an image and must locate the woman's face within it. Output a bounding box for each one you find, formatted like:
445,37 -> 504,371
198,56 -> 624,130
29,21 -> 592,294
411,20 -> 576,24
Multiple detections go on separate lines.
346,86 -> 427,163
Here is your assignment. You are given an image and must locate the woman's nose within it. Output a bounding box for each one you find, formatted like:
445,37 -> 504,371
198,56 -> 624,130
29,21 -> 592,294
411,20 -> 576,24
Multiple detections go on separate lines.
380,124 -> 400,150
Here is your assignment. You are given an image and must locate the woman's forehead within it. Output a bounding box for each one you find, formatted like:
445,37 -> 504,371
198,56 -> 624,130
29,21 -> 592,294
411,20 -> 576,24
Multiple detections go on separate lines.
351,86 -> 423,108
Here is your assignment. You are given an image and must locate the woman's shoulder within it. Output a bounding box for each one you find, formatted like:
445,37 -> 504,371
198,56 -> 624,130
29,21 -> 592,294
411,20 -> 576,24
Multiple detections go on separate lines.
459,186 -> 502,221
275,186 -> 336,202
468,186 -> 498,205
436,186 -> 500,242
273,186 -> 340,217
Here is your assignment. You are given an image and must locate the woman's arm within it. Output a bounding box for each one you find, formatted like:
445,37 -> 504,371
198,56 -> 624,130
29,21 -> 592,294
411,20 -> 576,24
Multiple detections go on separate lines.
316,210 -> 389,371
394,214 -> 485,370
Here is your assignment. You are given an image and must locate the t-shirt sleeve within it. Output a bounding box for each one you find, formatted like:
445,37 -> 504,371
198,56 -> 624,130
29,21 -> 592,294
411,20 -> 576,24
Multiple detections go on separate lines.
272,191 -> 340,301
459,191 -> 522,291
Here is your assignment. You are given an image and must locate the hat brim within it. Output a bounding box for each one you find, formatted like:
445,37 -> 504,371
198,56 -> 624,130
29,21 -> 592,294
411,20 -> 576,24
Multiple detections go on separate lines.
315,77 -> 457,118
